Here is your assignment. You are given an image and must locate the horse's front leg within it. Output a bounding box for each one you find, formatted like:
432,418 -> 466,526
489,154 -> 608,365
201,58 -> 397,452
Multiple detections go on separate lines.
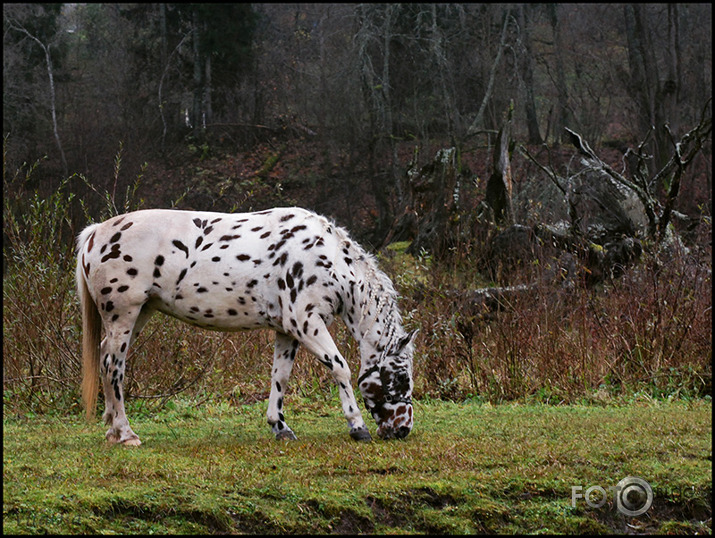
296,321 -> 372,442
267,332 -> 299,440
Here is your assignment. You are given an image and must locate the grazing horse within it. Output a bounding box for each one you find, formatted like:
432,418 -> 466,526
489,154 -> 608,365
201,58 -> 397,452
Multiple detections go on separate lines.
76,207 -> 417,445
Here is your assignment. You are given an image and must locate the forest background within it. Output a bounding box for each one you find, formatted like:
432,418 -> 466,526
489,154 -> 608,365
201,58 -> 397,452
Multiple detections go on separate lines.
3,3 -> 712,413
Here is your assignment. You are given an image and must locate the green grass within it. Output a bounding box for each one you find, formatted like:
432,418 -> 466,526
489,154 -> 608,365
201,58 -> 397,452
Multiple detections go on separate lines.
3,398 -> 711,534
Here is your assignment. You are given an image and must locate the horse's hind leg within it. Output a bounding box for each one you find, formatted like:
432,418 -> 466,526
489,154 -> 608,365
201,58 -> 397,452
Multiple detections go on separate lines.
100,306 -> 152,446
267,332 -> 299,440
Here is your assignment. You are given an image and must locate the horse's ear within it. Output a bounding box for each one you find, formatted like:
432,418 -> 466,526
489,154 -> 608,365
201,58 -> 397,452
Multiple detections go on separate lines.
396,329 -> 419,352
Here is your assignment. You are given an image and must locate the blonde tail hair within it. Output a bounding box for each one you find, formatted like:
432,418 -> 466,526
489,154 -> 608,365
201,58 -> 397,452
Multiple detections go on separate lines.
76,226 -> 102,420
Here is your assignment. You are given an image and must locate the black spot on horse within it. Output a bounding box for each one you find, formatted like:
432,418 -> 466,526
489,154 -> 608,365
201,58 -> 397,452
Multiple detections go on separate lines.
176,268 -> 187,285
172,240 -> 189,258
273,252 -> 288,267
101,245 -> 121,263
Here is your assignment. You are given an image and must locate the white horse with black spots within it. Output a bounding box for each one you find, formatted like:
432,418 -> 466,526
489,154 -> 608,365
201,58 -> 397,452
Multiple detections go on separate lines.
76,206 -> 417,445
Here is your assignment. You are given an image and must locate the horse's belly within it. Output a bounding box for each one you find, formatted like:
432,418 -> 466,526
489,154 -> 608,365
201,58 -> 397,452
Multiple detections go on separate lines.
156,269 -> 281,330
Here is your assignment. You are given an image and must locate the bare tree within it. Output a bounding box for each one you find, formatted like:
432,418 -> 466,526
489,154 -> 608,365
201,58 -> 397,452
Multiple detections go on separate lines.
522,102 -> 711,251
546,4 -> 572,144
516,4 -> 542,145
623,4 -> 689,173
5,6 -> 67,177
485,103 -> 514,225
466,9 -> 512,137
352,4 -> 399,239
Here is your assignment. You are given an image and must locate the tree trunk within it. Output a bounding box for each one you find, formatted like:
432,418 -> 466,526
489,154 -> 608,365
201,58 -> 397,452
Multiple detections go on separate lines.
354,4 -> 398,244
466,10 -> 510,136
6,18 -> 68,177
431,3 -> 457,138
519,4 -> 543,144
547,4 -> 571,144
623,4 -> 672,172
485,104 -> 514,225
42,41 -> 67,178
406,147 -> 459,257
192,7 -> 204,134
204,54 -> 212,127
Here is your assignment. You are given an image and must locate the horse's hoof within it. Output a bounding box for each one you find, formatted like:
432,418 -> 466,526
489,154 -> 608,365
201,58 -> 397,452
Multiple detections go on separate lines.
106,431 -> 141,446
350,427 -> 372,442
276,430 -> 298,441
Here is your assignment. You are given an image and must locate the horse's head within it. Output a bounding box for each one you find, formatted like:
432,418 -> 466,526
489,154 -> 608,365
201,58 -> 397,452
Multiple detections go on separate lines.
358,330 -> 417,440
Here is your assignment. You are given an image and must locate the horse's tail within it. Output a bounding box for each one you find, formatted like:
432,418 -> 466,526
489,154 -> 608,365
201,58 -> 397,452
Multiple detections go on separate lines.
76,225 -> 102,421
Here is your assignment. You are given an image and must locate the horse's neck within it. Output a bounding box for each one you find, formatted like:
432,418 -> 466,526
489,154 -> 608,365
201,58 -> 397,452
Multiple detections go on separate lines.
344,273 -> 401,371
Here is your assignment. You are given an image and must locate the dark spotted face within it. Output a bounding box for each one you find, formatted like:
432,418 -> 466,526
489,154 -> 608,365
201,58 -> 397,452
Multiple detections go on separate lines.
359,330 -> 417,439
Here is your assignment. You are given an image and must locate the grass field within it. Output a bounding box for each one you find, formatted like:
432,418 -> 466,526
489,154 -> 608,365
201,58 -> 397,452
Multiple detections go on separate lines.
3,397 -> 711,534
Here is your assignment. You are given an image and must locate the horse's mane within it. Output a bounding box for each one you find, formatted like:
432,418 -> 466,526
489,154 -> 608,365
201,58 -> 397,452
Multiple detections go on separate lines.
326,216 -> 403,338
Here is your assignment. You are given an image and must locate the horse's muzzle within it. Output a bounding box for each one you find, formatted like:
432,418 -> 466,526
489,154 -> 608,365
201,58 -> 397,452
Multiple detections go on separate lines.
377,423 -> 412,440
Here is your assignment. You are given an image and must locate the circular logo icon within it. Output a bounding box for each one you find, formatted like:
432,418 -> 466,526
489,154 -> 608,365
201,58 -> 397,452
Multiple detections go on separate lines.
615,476 -> 653,516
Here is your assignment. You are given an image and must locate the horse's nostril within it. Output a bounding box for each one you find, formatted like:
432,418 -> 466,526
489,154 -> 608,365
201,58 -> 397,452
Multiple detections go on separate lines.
396,426 -> 411,439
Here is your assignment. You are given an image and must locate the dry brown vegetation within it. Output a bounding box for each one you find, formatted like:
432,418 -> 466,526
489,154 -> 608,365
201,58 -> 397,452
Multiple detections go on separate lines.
3,142 -> 711,417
